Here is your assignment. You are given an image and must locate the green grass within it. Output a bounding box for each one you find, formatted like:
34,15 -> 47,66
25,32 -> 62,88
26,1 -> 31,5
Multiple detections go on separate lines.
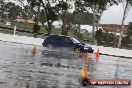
82,32 -> 92,42
0,22 -> 48,34
0,23 -> 14,29
0,22 -> 75,36
0,22 -> 92,42
68,30 -> 75,36
0,22 -> 31,30
16,24 -> 33,31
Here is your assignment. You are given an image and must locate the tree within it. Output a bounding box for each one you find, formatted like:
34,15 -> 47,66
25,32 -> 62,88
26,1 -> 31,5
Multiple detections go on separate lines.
22,5 -> 31,19
43,4 -> 58,35
75,0 -> 117,43
4,2 -> 22,23
56,1 -> 71,36
95,29 -> 103,44
21,5 -> 31,27
3,2 -> 15,22
0,0 -> 6,23
9,5 -> 22,21
118,0 -> 132,48
32,21 -> 40,38
26,0 -> 58,35
71,12 -> 93,25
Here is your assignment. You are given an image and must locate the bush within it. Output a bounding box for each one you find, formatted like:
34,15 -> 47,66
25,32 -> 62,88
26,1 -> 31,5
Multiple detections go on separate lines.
121,35 -> 131,47
95,29 -> 103,44
32,23 -> 40,33
95,29 -> 117,46
82,32 -> 92,42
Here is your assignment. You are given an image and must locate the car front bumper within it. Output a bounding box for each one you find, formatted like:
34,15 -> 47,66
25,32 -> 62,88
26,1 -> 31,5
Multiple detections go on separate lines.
83,48 -> 94,53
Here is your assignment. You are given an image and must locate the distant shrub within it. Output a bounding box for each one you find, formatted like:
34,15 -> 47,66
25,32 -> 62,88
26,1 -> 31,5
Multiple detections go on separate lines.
121,35 -> 131,47
95,29 -> 117,46
82,32 -> 92,42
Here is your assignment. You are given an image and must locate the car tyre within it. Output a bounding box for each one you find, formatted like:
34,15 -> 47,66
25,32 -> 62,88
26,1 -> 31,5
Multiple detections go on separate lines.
47,44 -> 53,49
74,48 -> 80,53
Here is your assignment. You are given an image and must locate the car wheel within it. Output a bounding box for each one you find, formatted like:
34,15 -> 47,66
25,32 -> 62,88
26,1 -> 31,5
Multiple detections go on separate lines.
47,44 -> 53,49
74,48 -> 80,53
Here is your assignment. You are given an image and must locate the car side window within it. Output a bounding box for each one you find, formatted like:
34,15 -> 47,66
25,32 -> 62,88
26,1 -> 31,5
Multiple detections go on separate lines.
63,37 -> 72,43
47,36 -> 55,41
53,36 -> 62,42
47,36 -> 53,41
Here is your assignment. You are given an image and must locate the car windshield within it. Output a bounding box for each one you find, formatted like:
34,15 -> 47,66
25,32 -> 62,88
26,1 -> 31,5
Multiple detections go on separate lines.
71,37 -> 80,43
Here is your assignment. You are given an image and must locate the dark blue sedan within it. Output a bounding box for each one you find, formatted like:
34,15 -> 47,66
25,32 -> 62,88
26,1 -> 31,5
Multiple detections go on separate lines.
42,35 -> 94,53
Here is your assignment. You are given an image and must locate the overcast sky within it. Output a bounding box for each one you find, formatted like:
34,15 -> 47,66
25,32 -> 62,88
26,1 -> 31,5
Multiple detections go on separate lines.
100,4 -> 132,25
6,0 -> 132,25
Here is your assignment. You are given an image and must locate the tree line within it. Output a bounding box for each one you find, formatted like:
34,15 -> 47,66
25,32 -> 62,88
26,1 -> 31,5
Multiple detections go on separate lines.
1,0 -> 132,48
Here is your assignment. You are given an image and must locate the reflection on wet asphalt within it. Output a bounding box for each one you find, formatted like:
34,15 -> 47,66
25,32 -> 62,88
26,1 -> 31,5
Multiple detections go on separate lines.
0,41 -> 132,88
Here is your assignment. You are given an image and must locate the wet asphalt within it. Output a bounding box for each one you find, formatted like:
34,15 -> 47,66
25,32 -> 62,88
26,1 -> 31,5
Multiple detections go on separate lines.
0,41 -> 132,88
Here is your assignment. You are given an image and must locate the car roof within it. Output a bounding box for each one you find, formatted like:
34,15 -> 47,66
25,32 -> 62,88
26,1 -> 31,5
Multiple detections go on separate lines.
49,35 -> 72,38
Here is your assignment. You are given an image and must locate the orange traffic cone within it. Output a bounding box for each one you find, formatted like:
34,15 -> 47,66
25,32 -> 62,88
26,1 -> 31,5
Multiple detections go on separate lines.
85,51 -> 89,66
96,48 -> 100,62
32,45 -> 37,57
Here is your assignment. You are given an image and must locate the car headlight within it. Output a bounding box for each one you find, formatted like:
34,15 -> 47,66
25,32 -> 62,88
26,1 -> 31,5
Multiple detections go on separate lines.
84,47 -> 89,50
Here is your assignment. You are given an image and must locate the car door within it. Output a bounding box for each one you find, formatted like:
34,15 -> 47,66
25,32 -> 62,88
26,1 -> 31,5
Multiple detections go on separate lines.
62,37 -> 73,47
52,36 -> 63,47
